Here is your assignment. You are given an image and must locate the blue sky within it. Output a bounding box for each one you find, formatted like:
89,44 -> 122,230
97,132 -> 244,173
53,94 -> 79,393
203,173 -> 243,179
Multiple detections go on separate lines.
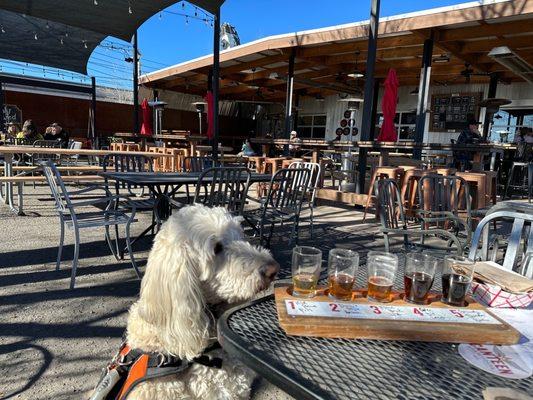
137,0 -> 469,70
0,0 -> 471,89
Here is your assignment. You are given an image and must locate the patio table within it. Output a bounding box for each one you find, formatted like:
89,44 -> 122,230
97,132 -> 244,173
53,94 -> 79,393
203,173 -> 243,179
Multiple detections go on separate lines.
218,259 -> 532,400
0,146 -> 172,215
100,171 -> 272,245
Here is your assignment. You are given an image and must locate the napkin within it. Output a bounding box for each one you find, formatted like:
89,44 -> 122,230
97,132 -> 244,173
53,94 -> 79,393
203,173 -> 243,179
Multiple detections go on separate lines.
474,261 -> 533,294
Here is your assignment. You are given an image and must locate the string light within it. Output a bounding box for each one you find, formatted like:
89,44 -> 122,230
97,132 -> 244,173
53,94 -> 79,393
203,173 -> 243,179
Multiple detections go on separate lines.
45,21 -> 50,29
1,26 -> 5,33
60,37 -> 64,45
94,0 -> 98,5
159,11 -> 162,19
185,16 -> 189,25
84,41 -> 88,49
128,1 -> 132,14
182,1 -> 185,9
34,33 -> 38,40
194,7 -> 198,17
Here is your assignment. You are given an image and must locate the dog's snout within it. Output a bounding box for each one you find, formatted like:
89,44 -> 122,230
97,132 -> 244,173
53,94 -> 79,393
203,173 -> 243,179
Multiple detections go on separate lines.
260,262 -> 280,283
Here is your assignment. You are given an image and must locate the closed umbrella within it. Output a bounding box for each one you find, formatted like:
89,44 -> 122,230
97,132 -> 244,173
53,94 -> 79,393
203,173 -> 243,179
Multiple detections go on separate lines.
140,98 -> 153,136
377,68 -> 399,142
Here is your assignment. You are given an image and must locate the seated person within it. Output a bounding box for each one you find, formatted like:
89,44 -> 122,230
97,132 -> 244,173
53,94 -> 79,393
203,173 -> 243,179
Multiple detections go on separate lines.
16,119 -> 43,144
238,139 -> 256,157
289,131 -> 302,154
5,122 -> 19,140
454,115 -> 485,171
44,122 -> 70,148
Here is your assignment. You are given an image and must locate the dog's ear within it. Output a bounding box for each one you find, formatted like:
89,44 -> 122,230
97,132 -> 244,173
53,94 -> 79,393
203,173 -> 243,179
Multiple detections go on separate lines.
136,222 -> 210,360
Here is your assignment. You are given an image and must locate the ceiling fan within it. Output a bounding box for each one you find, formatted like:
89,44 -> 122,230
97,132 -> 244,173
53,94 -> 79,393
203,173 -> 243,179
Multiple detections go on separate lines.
460,63 -> 491,83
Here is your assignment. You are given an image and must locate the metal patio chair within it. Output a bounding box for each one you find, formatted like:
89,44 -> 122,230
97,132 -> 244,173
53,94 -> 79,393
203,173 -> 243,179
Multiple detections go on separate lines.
288,161 -> 321,237
193,167 -> 251,215
244,167 -> 311,247
103,154 -> 159,243
375,179 -> 463,255
41,161 -> 140,289
182,156 -> 213,172
469,209 -> 533,278
417,174 -> 472,245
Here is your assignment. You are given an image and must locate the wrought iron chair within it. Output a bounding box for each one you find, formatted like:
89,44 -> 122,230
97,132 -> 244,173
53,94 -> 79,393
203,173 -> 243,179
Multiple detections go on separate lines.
182,156 -> 213,172
41,161 -> 140,289
469,209 -> 533,278
103,154 -> 158,242
375,179 -> 463,254
417,174 -> 472,245
244,167 -> 311,247
288,161 -> 321,237
193,167 -> 251,215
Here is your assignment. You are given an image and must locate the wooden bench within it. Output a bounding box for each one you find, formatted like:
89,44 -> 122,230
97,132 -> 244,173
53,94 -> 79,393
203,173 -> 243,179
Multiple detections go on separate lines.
0,175 -> 103,215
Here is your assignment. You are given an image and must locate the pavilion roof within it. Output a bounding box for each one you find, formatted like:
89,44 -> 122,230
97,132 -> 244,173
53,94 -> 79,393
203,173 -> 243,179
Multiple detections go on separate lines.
140,0 -> 533,102
0,0 -> 225,74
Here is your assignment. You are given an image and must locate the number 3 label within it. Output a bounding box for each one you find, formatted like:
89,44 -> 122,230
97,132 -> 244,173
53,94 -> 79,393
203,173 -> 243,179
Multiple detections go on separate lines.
370,306 -> 381,314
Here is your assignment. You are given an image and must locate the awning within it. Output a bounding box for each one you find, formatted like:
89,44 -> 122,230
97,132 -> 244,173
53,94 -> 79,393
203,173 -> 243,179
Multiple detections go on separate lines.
0,0 -> 225,74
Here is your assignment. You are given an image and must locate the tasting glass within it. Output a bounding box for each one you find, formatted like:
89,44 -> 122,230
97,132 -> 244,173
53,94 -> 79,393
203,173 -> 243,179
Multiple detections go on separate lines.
441,256 -> 475,307
327,248 -> 360,301
403,252 -> 438,304
366,251 -> 399,303
291,246 -> 322,298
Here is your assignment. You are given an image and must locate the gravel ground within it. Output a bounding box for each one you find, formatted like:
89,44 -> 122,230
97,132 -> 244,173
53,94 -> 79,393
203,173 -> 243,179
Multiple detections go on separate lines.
0,183 -> 381,400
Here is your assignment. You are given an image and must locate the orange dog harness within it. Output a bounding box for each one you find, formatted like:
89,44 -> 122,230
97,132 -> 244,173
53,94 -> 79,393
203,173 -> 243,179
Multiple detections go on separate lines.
90,342 -> 222,400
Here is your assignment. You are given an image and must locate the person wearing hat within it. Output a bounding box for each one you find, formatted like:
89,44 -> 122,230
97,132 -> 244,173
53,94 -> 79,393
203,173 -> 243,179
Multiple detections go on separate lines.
44,122 -> 70,148
455,114 -> 485,170
5,122 -> 19,140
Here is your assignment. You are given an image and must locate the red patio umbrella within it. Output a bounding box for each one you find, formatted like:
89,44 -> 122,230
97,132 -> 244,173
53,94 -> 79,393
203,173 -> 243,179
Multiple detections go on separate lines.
140,98 -> 153,136
377,68 -> 399,142
205,90 -> 214,140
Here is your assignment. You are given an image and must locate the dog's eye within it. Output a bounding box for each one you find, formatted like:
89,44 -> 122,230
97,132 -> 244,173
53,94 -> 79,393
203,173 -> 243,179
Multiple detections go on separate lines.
214,242 -> 224,255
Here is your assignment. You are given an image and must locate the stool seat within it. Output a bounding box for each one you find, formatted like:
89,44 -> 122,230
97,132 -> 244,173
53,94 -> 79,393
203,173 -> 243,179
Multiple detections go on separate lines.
504,161 -> 532,202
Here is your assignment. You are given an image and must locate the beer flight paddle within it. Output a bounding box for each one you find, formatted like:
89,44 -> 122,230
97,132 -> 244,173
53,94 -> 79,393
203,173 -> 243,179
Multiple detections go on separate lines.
281,249 -> 520,345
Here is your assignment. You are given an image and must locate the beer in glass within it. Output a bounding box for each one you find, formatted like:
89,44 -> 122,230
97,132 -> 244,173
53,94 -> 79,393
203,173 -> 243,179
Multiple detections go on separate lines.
292,246 -> 322,298
367,251 -> 398,302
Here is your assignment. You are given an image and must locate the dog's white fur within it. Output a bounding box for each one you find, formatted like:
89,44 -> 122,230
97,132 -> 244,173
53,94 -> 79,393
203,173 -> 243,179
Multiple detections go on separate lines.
125,204 -> 278,400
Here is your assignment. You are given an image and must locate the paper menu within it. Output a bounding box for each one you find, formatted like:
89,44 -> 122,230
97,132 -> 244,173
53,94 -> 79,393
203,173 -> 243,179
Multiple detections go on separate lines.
459,309 -> 533,379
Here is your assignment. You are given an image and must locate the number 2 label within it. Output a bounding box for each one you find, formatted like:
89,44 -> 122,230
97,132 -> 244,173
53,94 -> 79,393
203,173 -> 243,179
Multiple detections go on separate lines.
329,303 -> 340,312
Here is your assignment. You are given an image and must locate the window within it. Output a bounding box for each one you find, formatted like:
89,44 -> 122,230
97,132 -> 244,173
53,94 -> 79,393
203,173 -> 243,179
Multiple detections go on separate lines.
297,114 -> 327,139
490,109 -> 533,142
375,112 -> 416,141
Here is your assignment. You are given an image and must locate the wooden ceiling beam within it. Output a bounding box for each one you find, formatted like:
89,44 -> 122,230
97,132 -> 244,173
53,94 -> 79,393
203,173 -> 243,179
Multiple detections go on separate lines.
461,34 -> 533,53
438,20 -> 532,42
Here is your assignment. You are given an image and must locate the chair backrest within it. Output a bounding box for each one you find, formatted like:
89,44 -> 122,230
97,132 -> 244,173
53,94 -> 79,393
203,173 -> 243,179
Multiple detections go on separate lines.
68,140 -> 83,150
193,167 -> 251,215
469,209 -> 533,276
288,161 -> 321,203
33,140 -> 60,149
182,156 -> 213,172
418,174 -> 470,216
263,167 -> 311,214
41,161 -> 72,214
374,179 -> 406,231
14,137 -> 31,146
103,154 -> 153,195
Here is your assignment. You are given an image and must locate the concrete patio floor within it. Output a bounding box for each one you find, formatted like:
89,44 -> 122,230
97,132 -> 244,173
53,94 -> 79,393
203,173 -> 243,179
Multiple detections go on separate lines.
0,183 -> 384,399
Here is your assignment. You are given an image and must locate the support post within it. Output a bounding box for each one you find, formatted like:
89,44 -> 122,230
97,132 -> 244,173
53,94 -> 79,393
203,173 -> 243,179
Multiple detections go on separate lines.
483,73 -> 499,139
0,78 -> 5,132
133,31 -> 139,135
91,77 -> 97,148
211,8 -> 221,164
414,35 -> 434,159
369,78 -> 380,141
284,49 -> 296,143
357,0 -> 381,194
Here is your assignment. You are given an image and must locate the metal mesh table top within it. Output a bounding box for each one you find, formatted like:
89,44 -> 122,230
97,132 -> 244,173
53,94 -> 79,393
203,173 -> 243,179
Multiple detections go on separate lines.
220,257 -> 533,400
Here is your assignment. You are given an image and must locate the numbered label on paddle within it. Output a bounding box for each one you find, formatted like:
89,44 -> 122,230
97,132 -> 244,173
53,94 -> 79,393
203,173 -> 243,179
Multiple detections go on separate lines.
284,300 -> 499,324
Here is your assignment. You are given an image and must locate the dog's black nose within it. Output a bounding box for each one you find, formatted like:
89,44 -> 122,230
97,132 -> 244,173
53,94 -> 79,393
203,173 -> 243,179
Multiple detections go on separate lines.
260,262 -> 280,283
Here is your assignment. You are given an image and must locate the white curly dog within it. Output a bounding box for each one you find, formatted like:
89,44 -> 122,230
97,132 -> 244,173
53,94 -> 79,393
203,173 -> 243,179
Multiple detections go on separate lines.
123,204 -> 279,399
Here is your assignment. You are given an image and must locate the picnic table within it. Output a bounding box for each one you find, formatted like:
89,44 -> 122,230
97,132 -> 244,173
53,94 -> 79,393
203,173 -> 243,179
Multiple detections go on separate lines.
0,146 -> 172,215
217,258 -> 532,400
100,171 -> 272,246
